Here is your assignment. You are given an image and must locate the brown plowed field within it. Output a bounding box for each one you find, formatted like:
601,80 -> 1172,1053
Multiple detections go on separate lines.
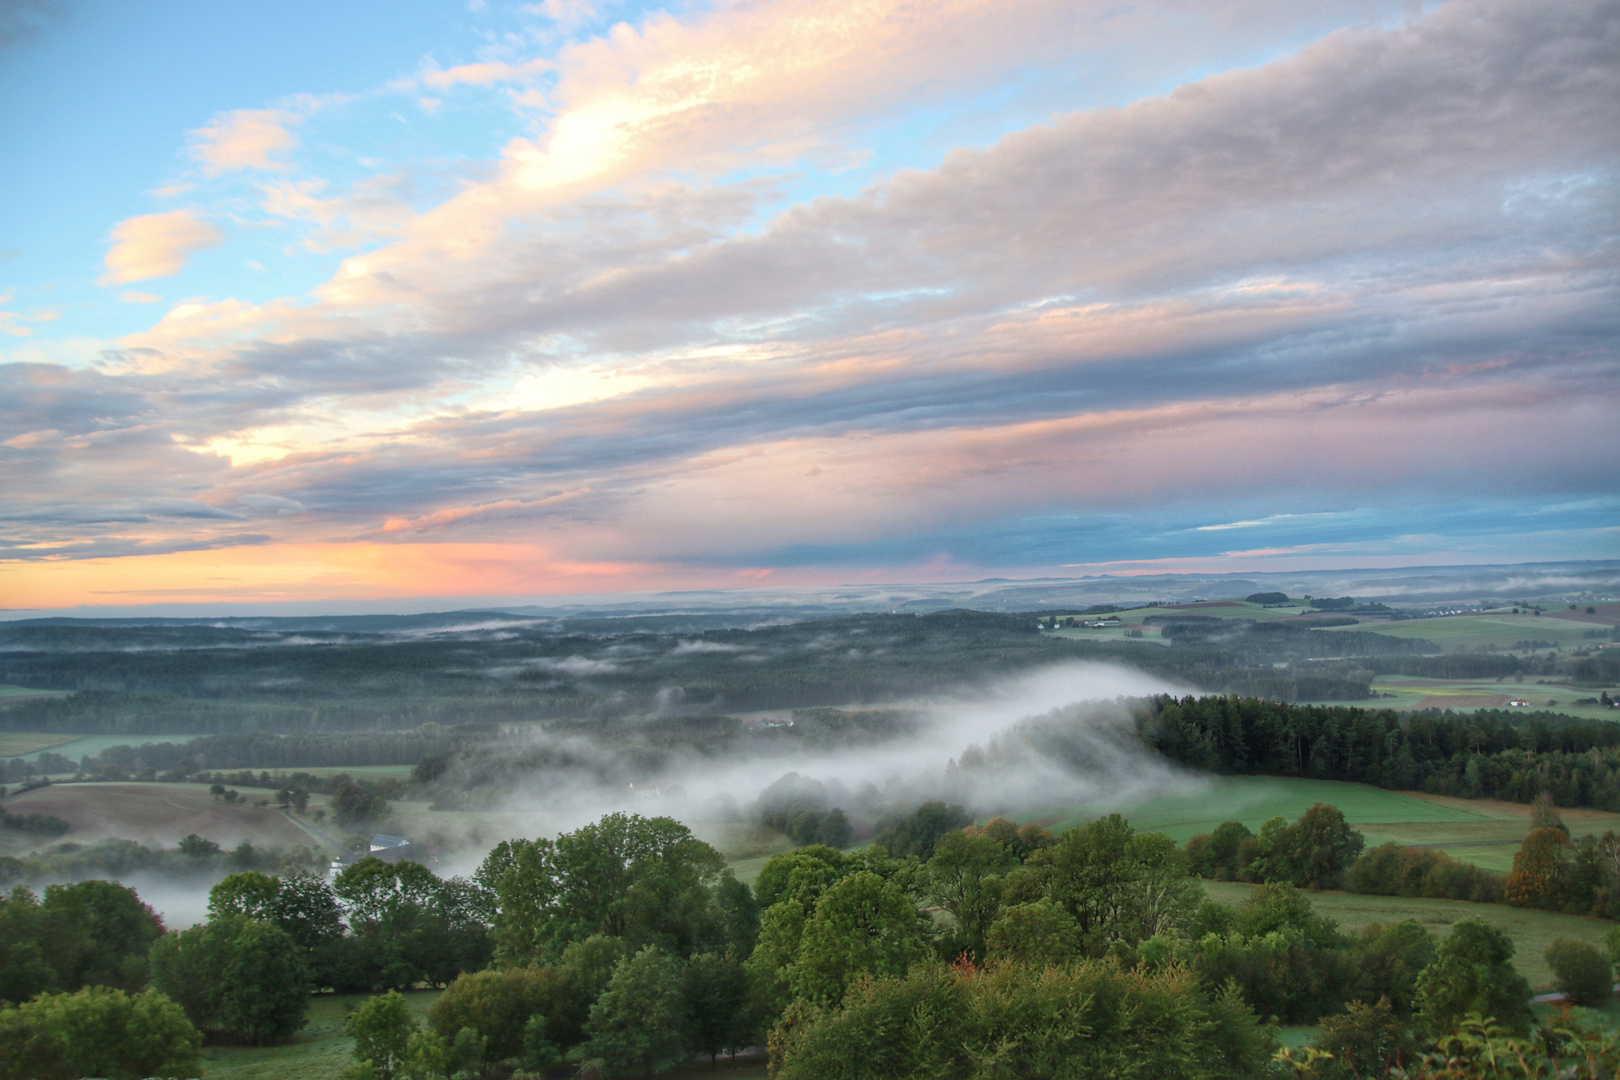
0,783 -> 312,850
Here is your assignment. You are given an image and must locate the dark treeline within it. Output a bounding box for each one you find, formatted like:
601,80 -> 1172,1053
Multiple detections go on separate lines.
1136,695 -> 1620,810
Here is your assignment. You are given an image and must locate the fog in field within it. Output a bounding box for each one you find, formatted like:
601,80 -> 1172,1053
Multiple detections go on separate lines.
440,660 -> 1203,866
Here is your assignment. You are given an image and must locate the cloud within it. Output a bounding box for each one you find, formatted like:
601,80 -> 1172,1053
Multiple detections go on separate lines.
419,57 -> 552,90
99,210 -> 224,285
5,0 -> 1618,600
188,108 -> 300,175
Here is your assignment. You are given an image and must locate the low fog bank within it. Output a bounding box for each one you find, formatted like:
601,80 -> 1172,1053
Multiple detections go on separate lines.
442,661 -> 1204,868
9,661 -> 1205,925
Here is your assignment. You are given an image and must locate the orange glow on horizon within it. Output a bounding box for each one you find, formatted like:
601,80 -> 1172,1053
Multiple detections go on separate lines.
0,541 -> 680,610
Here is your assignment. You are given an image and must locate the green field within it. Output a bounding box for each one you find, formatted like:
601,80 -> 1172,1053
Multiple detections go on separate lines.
200,989 -> 441,1080
0,732 -> 82,758
1021,776 -> 1489,843
1202,881 -> 1613,991
1016,776 -> 1620,873
0,684 -> 70,699
700,822 -> 799,886
1330,606 -> 1618,652
1363,674 -> 1619,721
3,733 -> 200,766
199,987 -> 768,1080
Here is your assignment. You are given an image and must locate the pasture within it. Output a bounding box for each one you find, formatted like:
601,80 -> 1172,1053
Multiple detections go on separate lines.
0,731 -> 81,757
1017,776 -> 1620,872
0,781 -> 314,851
1364,674 -> 1619,720
1022,776 -> 1487,843
1326,604 -> 1619,653
2,732 -> 198,766
1202,881 -> 1613,992
200,989 -> 441,1080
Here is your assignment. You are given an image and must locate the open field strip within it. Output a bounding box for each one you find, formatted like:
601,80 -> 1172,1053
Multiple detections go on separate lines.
1019,776 -> 1488,843
0,781 -> 314,851
1202,881 -> 1610,991
1364,674 -> 1618,719
244,764 -> 417,779
2,732 -> 198,766
200,989 -> 441,1080
700,822 -> 799,886
0,731 -> 82,757
0,683 -> 71,700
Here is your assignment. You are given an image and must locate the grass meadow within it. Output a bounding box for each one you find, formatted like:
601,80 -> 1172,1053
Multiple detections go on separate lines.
0,731 -> 81,757
1201,881 -> 1613,992
200,989 -> 441,1080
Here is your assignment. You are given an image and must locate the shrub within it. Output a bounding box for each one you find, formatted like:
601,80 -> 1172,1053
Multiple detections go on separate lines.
1545,938 -> 1612,1006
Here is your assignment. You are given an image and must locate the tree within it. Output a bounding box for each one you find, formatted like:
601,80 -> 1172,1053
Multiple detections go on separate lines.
479,814 -> 729,966
209,869 -> 281,921
180,833 -> 222,860
522,1016 -> 562,1075
753,846 -> 847,910
789,870 -> 928,1005
1,881 -> 165,1003
347,990 -> 418,1080
1276,803 -> 1365,889
334,780 -> 390,829
1348,920 -> 1437,1016
872,802 -> 971,859
926,830 -> 1015,961
1414,918 -> 1533,1036
1309,997 -> 1423,1079
1505,827 -> 1571,909
684,949 -> 755,1065
428,964 -> 576,1061
446,1026 -> 486,1079
149,913 -> 311,1044
585,946 -> 689,1077
984,899 -> 1081,966
1544,938 -> 1612,1006
402,1029 -> 448,1080
0,985 -> 200,1080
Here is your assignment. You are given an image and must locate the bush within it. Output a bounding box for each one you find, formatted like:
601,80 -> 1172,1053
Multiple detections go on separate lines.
428,965 -> 578,1060
1545,938 -> 1613,1006
0,985 -> 200,1080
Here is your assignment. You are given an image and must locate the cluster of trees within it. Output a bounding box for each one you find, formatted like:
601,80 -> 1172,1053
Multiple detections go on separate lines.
1495,800 -> 1620,921
1136,695 -> 1620,810
755,772 -> 857,848
10,802 -> 1620,1079
0,811 -> 69,837
0,835 -> 328,891
79,725 -> 498,778
1184,802 -> 1502,904
0,880 -> 165,1004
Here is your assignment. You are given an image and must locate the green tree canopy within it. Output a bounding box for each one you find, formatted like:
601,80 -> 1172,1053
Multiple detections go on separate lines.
1414,917 -> 1534,1036
149,913 -> 312,1044
585,945 -> 689,1077
346,990 -> 418,1080
0,985 -> 200,1080
479,813 -> 730,965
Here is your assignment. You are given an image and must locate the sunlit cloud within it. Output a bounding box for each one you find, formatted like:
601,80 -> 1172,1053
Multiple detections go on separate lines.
3,0 -> 1617,606
188,108 -> 301,175
99,210 -> 224,285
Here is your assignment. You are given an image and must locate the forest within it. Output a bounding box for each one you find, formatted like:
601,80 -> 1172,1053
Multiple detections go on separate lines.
9,804 -> 1620,1079
0,609 -> 1466,735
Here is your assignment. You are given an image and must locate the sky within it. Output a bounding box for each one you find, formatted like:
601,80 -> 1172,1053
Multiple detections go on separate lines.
1,0 -> 1616,612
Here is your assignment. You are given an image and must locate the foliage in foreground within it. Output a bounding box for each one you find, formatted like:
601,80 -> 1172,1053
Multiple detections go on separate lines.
0,984 -> 200,1080
771,957 -> 1275,1080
